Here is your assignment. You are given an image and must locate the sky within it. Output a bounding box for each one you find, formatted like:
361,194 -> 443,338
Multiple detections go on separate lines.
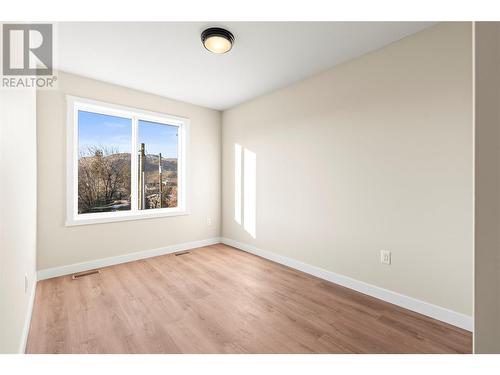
138,119 -> 178,158
78,111 -> 178,158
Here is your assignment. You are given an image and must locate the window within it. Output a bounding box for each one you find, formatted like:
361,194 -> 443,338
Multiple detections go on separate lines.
67,96 -> 188,225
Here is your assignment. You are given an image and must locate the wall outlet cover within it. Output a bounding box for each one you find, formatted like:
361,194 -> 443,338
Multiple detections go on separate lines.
380,250 -> 391,265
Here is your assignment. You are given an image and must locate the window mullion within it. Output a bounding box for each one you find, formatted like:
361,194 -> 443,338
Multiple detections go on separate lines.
131,116 -> 139,213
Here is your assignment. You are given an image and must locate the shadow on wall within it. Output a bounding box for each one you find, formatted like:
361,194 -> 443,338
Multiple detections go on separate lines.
234,143 -> 256,239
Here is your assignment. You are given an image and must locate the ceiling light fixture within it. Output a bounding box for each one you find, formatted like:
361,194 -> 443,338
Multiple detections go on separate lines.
201,27 -> 234,54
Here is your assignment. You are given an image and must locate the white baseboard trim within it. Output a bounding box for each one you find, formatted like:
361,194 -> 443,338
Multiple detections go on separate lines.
19,276 -> 37,354
221,237 -> 473,332
37,237 -> 221,281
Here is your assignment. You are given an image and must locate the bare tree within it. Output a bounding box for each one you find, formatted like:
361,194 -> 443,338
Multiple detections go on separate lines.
78,146 -> 131,213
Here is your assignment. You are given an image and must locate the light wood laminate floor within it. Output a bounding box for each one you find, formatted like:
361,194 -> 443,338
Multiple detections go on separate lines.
26,244 -> 472,354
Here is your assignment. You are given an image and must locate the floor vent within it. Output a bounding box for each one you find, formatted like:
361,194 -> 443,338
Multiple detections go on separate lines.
174,251 -> 190,256
71,269 -> 101,279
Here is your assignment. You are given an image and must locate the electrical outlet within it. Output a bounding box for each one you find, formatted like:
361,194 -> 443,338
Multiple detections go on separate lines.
380,250 -> 391,265
207,217 -> 212,226
24,274 -> 29,293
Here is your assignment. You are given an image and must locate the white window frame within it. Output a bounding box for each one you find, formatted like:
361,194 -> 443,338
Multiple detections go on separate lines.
66,95 -> 189,226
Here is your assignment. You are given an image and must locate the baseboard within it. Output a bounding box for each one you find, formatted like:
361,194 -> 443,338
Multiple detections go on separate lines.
221,237 -> 473,332
19,276 -> 37,354
37,237 -> 221,281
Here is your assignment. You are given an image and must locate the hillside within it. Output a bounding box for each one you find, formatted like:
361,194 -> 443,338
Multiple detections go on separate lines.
78,151 -> 178,213
79,152 -> 177,173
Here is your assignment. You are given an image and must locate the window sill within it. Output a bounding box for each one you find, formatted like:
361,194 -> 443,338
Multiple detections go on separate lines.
65,209 -> 190,227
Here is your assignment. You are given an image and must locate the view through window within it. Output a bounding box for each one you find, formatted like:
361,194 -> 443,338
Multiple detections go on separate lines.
78,111 -> 132,214
138,119 -> 178,210
70,97 -> 186,224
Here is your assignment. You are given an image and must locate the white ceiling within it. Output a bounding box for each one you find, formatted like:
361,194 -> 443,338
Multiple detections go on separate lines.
57,22 -> 436,110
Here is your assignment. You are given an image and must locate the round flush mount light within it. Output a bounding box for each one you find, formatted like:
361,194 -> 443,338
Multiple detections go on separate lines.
201,27 -> 234,54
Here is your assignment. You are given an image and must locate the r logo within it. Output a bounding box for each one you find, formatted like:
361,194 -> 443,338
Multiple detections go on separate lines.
2,24 -> 53,76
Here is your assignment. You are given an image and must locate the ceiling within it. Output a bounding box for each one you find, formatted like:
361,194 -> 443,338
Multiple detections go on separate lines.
57,22 -> 436,110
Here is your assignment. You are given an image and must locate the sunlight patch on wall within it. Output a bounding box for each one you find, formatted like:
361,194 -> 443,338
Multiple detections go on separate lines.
234,143 -> 242,224
243,148 -> 256,239
234,143 -> 257,239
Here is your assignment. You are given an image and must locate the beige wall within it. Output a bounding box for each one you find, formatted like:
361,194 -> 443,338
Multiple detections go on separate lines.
0,89 -> 37,353
37,72 -> 221,270
222,23 -> 473,316
474,22 -> 500,353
